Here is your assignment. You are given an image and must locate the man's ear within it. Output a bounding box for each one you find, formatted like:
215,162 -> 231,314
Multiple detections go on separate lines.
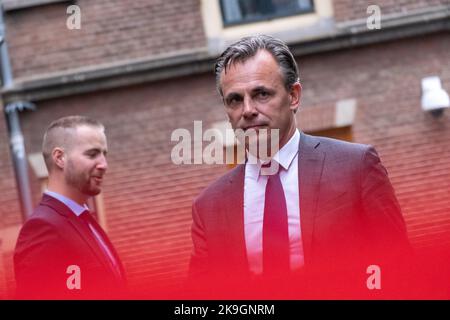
289,82 -> 302,113
52,148 -> 65,169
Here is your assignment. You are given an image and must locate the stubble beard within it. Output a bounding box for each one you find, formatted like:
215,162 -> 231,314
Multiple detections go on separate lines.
66,160 -> 101,197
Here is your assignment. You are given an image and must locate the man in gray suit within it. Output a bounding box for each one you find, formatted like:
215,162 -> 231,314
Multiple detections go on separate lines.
189,35 -> 411,298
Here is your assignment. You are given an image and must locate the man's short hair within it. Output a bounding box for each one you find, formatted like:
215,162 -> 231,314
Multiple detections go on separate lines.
215,34 -> 300,96
42,115 -> 104,171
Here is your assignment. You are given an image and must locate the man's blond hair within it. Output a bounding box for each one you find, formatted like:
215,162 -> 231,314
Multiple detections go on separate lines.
42,115 -> 104,171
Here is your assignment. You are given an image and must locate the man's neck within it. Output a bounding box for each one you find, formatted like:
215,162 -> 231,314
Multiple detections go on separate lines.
246,127 -> 298,163
279,123 -> 297,151
47,180 -> 87,206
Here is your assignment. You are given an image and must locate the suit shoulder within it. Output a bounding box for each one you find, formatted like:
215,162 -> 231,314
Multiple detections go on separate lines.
15,204 -> 65,247
25,204 -> 65,229
194,165 -> 243,206
305,134 -> 374,160
314,135 -> 370,151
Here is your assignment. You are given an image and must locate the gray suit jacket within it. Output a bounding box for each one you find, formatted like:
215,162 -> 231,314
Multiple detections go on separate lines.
189,132 -> 410,294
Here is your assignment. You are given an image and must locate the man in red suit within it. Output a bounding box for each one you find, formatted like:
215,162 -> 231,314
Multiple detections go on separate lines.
14,116 -> 126,299
189,35 -> 411,298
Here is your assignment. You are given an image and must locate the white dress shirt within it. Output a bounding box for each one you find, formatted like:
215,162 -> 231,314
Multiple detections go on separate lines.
244,129 -> 304,275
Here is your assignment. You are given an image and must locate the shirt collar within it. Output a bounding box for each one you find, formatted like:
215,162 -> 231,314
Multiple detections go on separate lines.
246,129 -> 300,179
44,190 -> 89,217
275,128 -> 300,171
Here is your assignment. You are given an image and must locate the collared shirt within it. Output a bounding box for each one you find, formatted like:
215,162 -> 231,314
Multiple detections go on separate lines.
244,129 -> 304,275
44,190 -> 121,277
44,190 -> 89,216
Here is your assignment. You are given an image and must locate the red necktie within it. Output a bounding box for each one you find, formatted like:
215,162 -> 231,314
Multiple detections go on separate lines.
79,210 -> 123,280
262,165 -> 290,276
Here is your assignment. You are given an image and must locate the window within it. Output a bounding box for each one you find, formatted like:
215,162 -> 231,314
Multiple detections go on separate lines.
308,126 -> 353,142
220,0 -> 314,26
2,0 -> 72,12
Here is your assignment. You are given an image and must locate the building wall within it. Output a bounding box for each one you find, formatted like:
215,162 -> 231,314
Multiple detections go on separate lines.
18,74 -> 228,295
297,32 -> 450,251
0,112 -> 21,229
5,0 -> 207,79
333,0 -> 449,22
0,108 -> 22,298
2,0 -> 449,298
11,31 -> 450,296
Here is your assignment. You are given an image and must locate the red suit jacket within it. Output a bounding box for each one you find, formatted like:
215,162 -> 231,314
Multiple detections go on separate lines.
14,194 -> 127,299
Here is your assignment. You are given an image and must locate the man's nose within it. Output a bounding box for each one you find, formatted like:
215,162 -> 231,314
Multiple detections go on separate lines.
97,154 -> 108,171
242,96 -> 258,118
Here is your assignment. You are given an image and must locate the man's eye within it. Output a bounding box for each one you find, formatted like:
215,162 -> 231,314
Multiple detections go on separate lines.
227,97 -> 241,107
258,91 -> 270,98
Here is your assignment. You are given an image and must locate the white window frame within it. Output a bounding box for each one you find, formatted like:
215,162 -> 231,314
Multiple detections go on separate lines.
219,0 -> 315,27
200,0 -> 334,56
2,0 -> 71,11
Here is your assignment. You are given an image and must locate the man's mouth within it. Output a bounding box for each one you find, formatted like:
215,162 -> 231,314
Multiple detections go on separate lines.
243,124 -> 267,131
92,176 -> 103,183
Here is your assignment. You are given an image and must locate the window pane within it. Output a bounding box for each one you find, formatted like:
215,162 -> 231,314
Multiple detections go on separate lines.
221,0 -> 313,25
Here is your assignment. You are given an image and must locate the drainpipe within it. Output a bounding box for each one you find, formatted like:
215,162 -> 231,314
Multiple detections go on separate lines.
1,5 -> 35,221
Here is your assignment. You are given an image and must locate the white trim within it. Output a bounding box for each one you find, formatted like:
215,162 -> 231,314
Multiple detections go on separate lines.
200,0 -> 334,55
2,0 -> 70,11
94,192 -> 107,232
28,152 -> 48,179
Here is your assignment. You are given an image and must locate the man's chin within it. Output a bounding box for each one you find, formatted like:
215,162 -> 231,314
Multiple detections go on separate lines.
245,138 -> 275,158
83,188 -> 102,197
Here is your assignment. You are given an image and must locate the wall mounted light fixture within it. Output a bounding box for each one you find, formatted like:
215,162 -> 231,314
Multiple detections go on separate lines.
421,76 -> 450,117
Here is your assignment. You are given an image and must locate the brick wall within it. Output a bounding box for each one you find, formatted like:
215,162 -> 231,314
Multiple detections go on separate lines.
333,0 -> 449,22
10,31 -> 449,296
297,31 -> 450,250
0,111 -> 21,229
18,74 -> 228,296
0,107 -> 21,299
5,0 -> 207,79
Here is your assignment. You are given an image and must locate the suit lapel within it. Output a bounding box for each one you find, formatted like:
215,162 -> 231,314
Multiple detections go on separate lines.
41,195 -> 120,277
224,165 -> 249,271
85,217 -> 126,279
298,132 -> 325,265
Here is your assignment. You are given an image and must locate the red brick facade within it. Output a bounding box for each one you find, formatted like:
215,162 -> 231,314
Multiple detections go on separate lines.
298,33 -> 450,250
0,111 -> 21,229
0,106 -> 22,298
1,0 -> 449,298
334,0 -> 449,22
18,77 -> 228,294
5,0 -> 206,79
